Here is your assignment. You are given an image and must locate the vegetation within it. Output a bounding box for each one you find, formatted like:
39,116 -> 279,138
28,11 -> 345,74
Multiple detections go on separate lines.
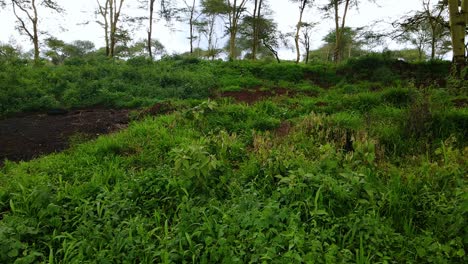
0,54 -> 467,262
0,0 -> 466,263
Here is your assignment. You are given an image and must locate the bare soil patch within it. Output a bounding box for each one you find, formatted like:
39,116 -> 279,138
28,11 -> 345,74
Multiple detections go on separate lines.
0,108 -> 130,166
452,98 -> 468,108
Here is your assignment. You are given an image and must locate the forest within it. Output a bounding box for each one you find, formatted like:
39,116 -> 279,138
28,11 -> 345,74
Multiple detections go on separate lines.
0,0 -> 467,263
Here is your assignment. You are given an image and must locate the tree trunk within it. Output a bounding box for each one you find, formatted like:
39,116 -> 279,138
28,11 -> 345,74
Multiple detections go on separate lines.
109,0 -> 115,57
32,0 -> 39,63
448,0 -> 467,75
229,29 -> 236,60
228,0 -> 237,60
263,39 -> 280,63
431,35 -> 436,60
189,0 -> 196,54
334,0 -> 350,63
295,1 -> 307,64
208,14 -> 215,59
147,0 -> 155,60
252,0 -> 258,60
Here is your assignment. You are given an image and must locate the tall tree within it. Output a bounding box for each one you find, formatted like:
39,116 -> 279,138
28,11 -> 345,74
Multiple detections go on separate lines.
251,0 -> 264,60
10,0 -> 63,63
300,22 -> 317,63
237,11 -> 282,60
290,0 -> 314,63
146,0 -> 157,59
393,0 -> 449,60
322,0 -> 375,62
226,0 -> 249,60
180,0 -> 201,54
126,39 -> 165,58
138,0 -> 172,60
200,0 -> 228,60
96,0 -> 126,58
447,0 -> 468,75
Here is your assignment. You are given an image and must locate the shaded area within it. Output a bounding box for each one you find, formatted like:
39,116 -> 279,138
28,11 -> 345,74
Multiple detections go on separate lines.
0,109 -> 129,166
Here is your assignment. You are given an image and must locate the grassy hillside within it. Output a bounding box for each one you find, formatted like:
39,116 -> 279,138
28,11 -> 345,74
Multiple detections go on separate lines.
0,55 -> 455,117
0,57 -> 467,263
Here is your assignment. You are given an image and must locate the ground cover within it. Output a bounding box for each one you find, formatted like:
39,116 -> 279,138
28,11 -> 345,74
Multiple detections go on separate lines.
0,57 -> 466,263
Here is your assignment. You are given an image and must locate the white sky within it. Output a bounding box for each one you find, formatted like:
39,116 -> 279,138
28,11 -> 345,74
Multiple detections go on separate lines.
0,0 -> 422,59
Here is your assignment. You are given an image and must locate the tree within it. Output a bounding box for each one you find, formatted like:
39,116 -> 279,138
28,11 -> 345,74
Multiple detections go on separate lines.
137,0 -> 173,60
226,0 -> 249,60
300,22 -> 317,63
43,39 -> 96,64
200,0 -> 228,60
96,0 -> 126,58
126,39 -> 165,58
396,21 -> 432,61
10,0 -> 63,63
322,0 -> 375,62
0,43 -> 23,63
447,0 -> 468,75
392,48 -> 429,62
237,12 -> 283,61
251,0 -> 264,60
393,0 -> 449,60
44,37 -> 67,65
289,0 -> 314,63
180,0 -> 202,54
309,27 -> 366,62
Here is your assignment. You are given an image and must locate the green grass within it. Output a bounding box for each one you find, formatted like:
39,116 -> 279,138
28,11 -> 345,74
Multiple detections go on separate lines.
0,58 -> 466,262
1,90 -> 467,262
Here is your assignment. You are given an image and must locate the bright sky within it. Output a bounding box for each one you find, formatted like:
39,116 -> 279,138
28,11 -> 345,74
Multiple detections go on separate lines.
0,0 -> 422,59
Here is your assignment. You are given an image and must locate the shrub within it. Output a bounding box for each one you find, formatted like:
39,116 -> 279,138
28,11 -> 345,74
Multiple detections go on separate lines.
381,88 -> 417,108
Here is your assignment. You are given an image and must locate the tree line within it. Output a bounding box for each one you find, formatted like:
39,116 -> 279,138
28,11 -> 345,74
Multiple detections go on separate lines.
0,0 -> 467,72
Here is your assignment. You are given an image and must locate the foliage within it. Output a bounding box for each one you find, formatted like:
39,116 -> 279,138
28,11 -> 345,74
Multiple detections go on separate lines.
0,55 -> 466,263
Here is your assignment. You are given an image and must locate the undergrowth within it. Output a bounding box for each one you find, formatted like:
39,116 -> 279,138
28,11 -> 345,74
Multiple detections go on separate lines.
0,90 -> 466,262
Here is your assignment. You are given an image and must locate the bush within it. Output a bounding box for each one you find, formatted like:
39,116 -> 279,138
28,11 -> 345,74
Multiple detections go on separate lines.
381,88 -> 417,108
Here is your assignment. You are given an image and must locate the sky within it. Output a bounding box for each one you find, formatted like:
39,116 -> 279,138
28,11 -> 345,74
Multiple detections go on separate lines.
0,0 -> 423,59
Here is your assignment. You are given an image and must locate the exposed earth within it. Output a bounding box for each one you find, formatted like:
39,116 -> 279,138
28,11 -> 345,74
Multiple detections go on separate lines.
0,90 -> 297,166
0,109 -> 130,166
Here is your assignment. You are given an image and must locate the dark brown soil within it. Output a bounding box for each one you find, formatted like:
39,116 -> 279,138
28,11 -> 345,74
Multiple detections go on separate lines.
0,108 -> 130,166
136,102 -> 174,119
452,98 -> 468,108
219,87 -> 294,104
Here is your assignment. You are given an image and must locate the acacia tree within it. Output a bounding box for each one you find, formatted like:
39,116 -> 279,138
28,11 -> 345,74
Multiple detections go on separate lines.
226,0 -> 249,60
137,0 -> 172,60
322,0 -> 375,62
251,0 -> 264,60
10,0 -> 62,63
393,0 -> 449,60
237,10 -> 281,60
96,0 -> 126,58
447,0 -> 468,74
300,22 -> 317,63
200,0 -> 228,60
180,0 -> 202,54
290,0 -> 314,63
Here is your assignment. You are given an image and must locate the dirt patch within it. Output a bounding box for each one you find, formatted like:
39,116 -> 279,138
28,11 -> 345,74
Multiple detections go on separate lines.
315,101 -> 329,107
136,102 -> 174,119
0,108 -> 130,166
219,87 -> 294,104
452,98 -> 468,108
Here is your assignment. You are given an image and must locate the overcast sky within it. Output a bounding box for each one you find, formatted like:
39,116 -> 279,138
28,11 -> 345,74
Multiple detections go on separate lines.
0,0 -> 422,59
